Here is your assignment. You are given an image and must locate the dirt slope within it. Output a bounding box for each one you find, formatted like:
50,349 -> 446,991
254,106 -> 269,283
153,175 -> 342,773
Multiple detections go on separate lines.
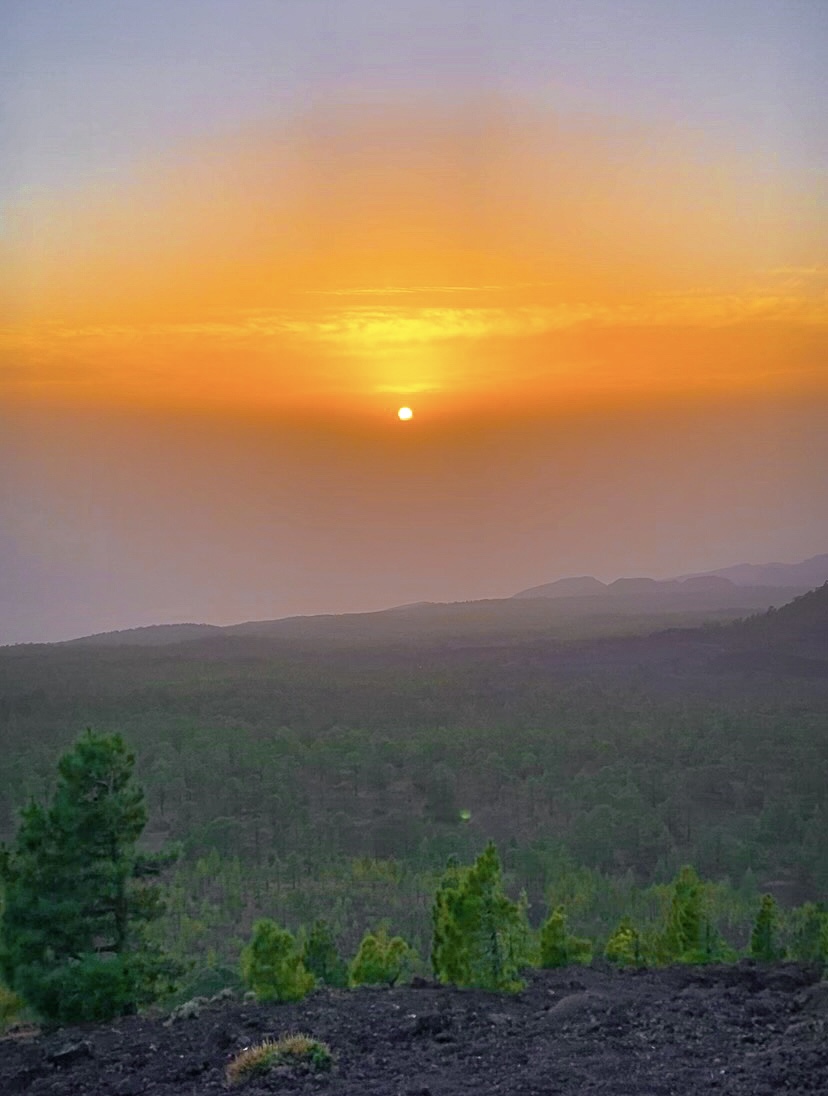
2,963 -> 826,1095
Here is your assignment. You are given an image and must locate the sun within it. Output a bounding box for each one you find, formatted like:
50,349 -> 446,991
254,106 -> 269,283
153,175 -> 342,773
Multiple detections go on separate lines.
397,406 -> 413,421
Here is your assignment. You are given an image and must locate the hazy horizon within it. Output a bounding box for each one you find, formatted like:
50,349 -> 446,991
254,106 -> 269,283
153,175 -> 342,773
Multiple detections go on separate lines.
2,530 -> 824,645
3,1 -> 826,645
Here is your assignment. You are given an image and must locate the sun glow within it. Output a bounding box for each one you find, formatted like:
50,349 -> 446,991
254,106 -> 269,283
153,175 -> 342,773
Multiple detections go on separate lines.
397,406 -> 413,421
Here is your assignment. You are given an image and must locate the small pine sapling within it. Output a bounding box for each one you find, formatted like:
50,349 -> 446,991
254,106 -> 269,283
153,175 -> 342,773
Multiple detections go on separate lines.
539,905 -> 593,969
431,842 -> 531,992
240,920 -> 314,1002
303,919 -> 348,987
349,924 -> 416,987
605,917 -> 645,967
656,865 -> 732,965
786,902 -> 828,965
750,895 -> 784,962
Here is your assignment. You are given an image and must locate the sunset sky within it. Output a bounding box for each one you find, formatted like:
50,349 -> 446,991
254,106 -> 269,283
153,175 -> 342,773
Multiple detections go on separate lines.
2,0 -> 827,643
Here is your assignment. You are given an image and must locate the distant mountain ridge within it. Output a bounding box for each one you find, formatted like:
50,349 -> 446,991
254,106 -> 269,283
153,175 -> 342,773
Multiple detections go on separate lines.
39,552 -> 825,650
513,574 -> 740,600
512,554 -> 828,600
677,553 -> 828,588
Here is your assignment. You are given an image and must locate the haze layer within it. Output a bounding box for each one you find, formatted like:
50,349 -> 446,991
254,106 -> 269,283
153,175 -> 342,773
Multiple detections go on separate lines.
2,1 -> 826,641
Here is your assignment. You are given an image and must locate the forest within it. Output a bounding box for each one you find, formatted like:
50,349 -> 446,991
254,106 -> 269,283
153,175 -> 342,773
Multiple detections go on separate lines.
0,585 -> 826,1008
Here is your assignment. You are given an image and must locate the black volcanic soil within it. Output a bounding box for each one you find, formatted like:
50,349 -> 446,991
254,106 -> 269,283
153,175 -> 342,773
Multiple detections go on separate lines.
2,963 -> 826,1095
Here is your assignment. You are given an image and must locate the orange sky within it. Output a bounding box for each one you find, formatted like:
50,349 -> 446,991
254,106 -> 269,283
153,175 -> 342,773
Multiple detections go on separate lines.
2,5 -> 827,642
4,104 -> 826,423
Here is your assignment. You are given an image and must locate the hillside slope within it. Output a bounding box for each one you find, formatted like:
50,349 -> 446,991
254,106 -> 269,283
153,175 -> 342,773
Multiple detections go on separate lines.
56,584 -> 809,650
2,965 -> 825,1096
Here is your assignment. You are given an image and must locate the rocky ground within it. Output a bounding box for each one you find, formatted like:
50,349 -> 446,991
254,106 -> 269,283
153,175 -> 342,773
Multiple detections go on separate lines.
2,962 -> 826,1095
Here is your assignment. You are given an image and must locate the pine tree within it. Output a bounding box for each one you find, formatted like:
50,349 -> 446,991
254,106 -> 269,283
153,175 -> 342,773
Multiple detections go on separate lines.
662,865 -> 704,960
349,924 -> 416,987
605,917 -> 645,967
302,919 -> 347,987
787,902 -> 828,965
240,919 -> 314,1002
431,841 -> 532,992
539,905 -> 593,968
658,865 -> 729,964
0,730 -> 180,1022
539,906 -> 568,968
750,894 -> 784,962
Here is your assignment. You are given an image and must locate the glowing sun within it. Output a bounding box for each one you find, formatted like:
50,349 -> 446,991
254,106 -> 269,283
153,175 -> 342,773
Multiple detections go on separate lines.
397,406 -> 413,421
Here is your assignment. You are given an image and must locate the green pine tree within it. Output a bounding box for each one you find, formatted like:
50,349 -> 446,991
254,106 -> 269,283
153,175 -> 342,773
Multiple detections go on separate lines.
787,902 -> 828,965
539,906 -> 568,968
605,917 -> 645,967
0,730 -> 181,1023
240,919 -> 314,1002
750,894 -> 784,962
431,841 -> 532,992
539,905 -> 593,968
349,924 -> 416,987
657,865 -> 730,964
302,919 -> 347,987
662,865 -> 704,960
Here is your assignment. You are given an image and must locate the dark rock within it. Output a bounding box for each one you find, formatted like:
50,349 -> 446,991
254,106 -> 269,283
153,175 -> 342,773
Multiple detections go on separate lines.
413,1012 -> 450,1036
762,963 -> 820,992
47,1040 -> 94,1067
793,980 -> 828,1013
0,965 -> 825,1096
7,1067 -> 48,1093
548,991 -> 607,1018
206,1020 -> 238,1050
113,1076 -> 146,1095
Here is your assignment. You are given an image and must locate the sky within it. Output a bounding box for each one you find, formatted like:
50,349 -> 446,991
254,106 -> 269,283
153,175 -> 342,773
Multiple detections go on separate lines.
2,0 -> 827,643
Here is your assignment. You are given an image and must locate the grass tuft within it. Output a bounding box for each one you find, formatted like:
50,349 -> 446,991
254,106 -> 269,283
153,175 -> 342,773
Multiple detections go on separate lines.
226,1032 -> 333,1085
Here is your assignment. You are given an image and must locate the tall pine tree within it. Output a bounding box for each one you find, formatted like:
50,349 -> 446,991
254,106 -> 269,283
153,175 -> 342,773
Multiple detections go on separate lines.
431,841 -> 531,991
0,730 -> 180,1022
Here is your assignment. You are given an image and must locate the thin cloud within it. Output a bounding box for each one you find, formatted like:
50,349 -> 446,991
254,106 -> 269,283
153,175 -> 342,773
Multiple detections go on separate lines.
4,289 -> 826,365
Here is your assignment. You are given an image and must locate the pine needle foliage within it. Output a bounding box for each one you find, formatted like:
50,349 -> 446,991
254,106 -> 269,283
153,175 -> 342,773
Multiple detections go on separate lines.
0,983 -> 25,1033
750,895 -> 784,962
787,902 -> 828,965
349,924 -> 415,987
302,919 -> 347,987
656,865 -> 733,964
240,919 -> 314,1002
604,917 -> 645,967
431,841 -> 533,992
539,905 -> 593,968
0,730 -> 181,1022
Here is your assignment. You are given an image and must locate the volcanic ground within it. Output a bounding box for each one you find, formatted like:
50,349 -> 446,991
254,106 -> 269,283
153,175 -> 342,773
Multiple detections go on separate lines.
2,963 -> 826,1095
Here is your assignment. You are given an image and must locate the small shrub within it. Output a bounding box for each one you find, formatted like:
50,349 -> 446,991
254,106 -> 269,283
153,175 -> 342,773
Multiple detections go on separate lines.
540,906 -> 593,969
431,843 -> 531,992
225,1033 -> 333,1086
303,919 -> 348,987
165,996 -> 207,1024
750,895 -> 785,962
787,902 -> 828,965
240,920 -> 314,1003
349,924 -> 416,987
0,983 -> 25,1033
276,1033 -> 333,1071
605,917 -> 645,967
175,962 -> 243,1002
15,955 -> 138,1025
